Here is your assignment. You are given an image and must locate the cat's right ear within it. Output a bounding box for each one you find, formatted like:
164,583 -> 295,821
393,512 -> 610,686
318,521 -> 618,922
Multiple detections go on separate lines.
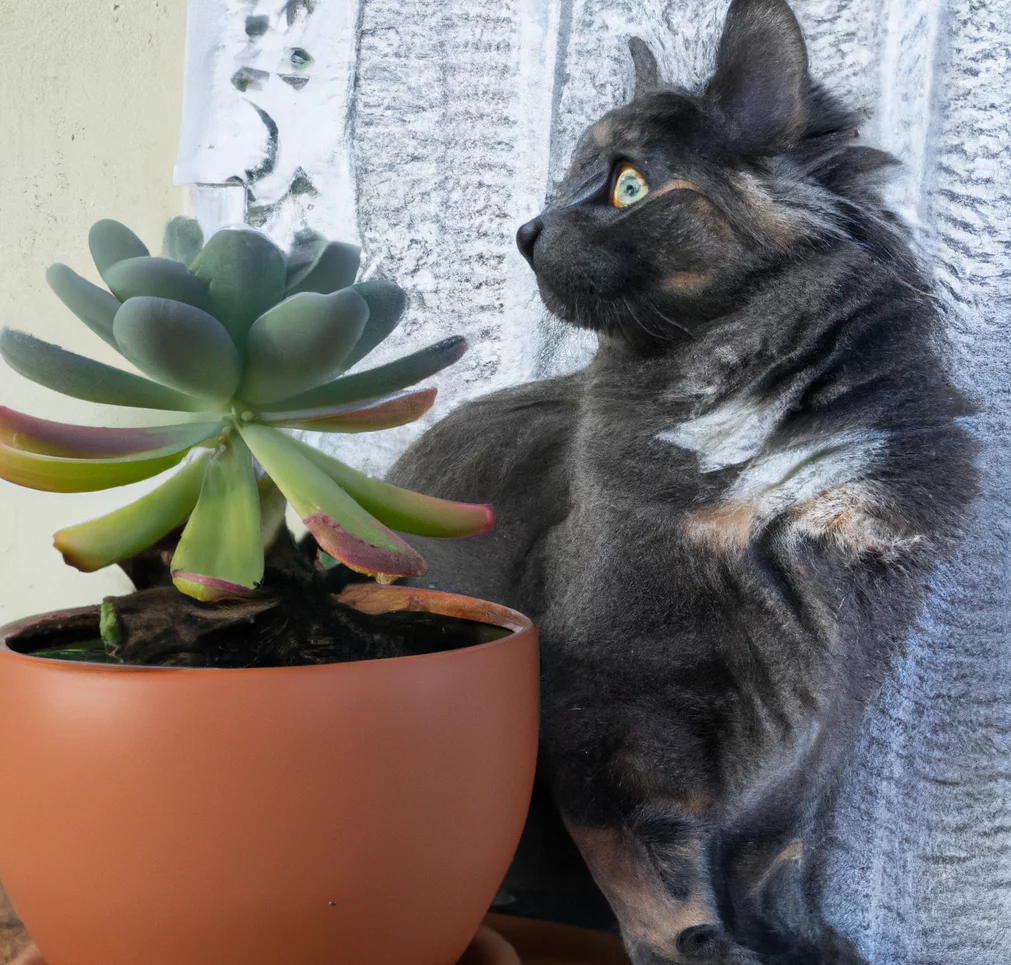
705,0 -> 809,154
629,37 -> 660,97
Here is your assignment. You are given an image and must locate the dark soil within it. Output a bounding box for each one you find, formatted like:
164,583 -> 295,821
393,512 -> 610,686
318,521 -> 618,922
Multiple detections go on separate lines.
9,530 -> 507,669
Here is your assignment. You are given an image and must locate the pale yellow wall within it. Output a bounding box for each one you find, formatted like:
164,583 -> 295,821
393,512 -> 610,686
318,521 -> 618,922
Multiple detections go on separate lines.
0,1 -> 188,624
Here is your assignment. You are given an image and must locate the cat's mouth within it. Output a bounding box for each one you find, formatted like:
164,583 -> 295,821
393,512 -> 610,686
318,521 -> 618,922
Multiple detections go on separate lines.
516,214 -> 639,338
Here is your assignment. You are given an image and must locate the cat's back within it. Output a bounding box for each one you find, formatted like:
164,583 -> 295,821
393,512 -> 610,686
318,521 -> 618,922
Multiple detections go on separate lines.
389,370 -> 584,608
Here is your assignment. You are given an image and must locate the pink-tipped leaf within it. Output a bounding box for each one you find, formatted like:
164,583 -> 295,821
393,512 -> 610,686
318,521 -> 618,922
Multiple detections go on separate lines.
170,434 -> 264,602
260,387 -> 436,433
293,438 -> 494,538
0,407 -> 223,458
238,422 -> 425,580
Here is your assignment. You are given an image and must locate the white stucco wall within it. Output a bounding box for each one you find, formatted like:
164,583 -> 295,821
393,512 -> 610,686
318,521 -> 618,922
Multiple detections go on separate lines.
0,1 -> 187,623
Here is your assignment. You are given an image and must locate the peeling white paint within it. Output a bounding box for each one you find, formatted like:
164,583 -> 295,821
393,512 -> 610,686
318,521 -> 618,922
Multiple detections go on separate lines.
175,0 -> 360,248
186,182 -> 247,239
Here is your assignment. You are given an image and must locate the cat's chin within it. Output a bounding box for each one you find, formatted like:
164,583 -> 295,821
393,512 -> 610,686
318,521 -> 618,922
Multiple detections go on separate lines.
534,277 -> 699,353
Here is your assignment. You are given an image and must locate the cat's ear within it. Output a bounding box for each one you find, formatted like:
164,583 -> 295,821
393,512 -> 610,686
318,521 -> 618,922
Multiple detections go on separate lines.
629,37 -> 660,97
705,0 -> 809,153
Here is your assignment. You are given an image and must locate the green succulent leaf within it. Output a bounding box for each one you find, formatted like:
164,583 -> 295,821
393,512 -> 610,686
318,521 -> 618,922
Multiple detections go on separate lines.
238,422 -> 425,579
113,297 -> 242,402
339,280 -> 409,371
89,219 -> 149,279
284,230 -> 327,289
190,228 -> 287,352
45,264 -> 121,350
54,452 -> 210,572
163,217 -> 204,267
259,335 -> 467,412
0,437 -> 191,493
293,438 -> 494,538
257,475 -> 288,550
262,387 -> 436,433
0,407 -> 223,458
0,328 -> 205,411
104,257 -> 212,313
285,240 -> 361,296
171,434 -> 264,601
239,289 -> 370,404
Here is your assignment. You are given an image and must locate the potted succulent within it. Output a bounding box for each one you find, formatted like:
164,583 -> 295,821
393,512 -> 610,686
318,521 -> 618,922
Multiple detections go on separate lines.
0,219 -> 539,965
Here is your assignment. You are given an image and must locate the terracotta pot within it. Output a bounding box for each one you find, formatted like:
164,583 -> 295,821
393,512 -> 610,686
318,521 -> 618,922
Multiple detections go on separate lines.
0,585 -> 539,965
8,913 -> 632,965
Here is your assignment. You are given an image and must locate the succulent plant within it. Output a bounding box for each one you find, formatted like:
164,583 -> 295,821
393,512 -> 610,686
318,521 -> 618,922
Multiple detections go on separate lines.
0,218 -> 492,601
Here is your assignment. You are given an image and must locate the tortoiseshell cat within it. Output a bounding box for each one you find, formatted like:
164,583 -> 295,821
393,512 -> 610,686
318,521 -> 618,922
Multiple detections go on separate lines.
391,0 -> 976,961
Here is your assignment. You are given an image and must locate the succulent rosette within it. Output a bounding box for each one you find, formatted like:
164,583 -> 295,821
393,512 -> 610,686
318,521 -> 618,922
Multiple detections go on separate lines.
0,218 -> 492,601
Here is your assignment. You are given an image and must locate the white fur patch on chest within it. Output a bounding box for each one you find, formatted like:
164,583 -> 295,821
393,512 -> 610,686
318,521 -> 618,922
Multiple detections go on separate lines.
682,431 -> 899,556
728,431 -> 889,517
659,391 -> 896,553
656,392 -> 789,472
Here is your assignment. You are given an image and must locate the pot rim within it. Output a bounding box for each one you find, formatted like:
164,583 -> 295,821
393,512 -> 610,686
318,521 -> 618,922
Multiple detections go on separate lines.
0,583 -> 534,676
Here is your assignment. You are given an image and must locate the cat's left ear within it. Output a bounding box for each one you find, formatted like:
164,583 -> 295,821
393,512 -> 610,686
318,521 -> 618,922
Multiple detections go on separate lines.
705,0 -> 809,154
629,37 -> 660,97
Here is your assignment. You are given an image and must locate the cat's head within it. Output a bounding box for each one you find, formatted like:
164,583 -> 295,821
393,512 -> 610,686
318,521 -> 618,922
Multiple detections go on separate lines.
518,0 -> 899,352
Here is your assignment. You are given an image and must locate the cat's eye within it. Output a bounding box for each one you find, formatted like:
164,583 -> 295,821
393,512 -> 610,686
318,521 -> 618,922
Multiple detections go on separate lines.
611,164 -> 650,208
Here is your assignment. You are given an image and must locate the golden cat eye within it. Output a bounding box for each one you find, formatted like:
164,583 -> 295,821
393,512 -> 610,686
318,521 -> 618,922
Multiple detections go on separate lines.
612,164 -> 650,208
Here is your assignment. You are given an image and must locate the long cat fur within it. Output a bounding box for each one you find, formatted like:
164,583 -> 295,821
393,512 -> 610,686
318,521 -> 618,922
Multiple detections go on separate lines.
389,1 -> 977,961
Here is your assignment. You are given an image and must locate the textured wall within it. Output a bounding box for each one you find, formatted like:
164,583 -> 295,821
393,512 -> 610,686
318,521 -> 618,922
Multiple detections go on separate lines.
0,1 -> 188,625
178,3 -> 1011,961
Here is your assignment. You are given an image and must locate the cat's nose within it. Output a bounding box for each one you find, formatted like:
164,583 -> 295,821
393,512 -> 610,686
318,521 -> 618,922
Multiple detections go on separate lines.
516,217 -> 543,265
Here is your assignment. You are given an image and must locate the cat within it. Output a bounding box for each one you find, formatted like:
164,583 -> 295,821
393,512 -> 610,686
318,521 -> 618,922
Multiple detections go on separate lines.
389,0 -> 977,961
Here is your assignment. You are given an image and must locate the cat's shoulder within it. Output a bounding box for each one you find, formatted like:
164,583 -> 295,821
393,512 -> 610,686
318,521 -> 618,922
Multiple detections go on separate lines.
388,370 -> 583,494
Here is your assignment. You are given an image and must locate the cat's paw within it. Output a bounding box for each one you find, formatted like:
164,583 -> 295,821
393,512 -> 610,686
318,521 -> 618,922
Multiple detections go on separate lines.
628,926 -> 761,965
675,924 -> 762,964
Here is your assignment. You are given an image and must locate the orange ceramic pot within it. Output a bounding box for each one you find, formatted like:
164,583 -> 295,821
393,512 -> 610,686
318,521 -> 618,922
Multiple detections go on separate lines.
0,585 -> 539,965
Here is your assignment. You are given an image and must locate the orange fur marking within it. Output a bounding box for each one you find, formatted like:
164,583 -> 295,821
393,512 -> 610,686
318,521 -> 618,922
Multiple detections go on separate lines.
654,177 -> 704,197
591,119 -> 614,147
686,483 -> 916,560
790,482 -> 915,558
729,171 -> 805,244
664,270 -> 710,290
685,500 -> 756,552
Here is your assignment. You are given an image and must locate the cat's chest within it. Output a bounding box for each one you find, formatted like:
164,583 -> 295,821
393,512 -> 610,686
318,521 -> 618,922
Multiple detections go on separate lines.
572,387 -> 767,507
571,381 -> 886,560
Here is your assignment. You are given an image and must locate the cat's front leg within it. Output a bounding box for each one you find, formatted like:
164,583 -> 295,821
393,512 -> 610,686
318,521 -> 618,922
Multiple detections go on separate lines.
561,806 -> 868,965
558,811 -> 760,965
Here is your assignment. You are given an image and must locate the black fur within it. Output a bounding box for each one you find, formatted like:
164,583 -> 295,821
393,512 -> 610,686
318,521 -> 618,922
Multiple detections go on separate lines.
390,1 -> 977,961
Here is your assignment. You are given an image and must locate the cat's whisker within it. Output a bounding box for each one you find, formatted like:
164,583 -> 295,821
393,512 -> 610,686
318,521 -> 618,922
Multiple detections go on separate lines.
644,295 -> 696,341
